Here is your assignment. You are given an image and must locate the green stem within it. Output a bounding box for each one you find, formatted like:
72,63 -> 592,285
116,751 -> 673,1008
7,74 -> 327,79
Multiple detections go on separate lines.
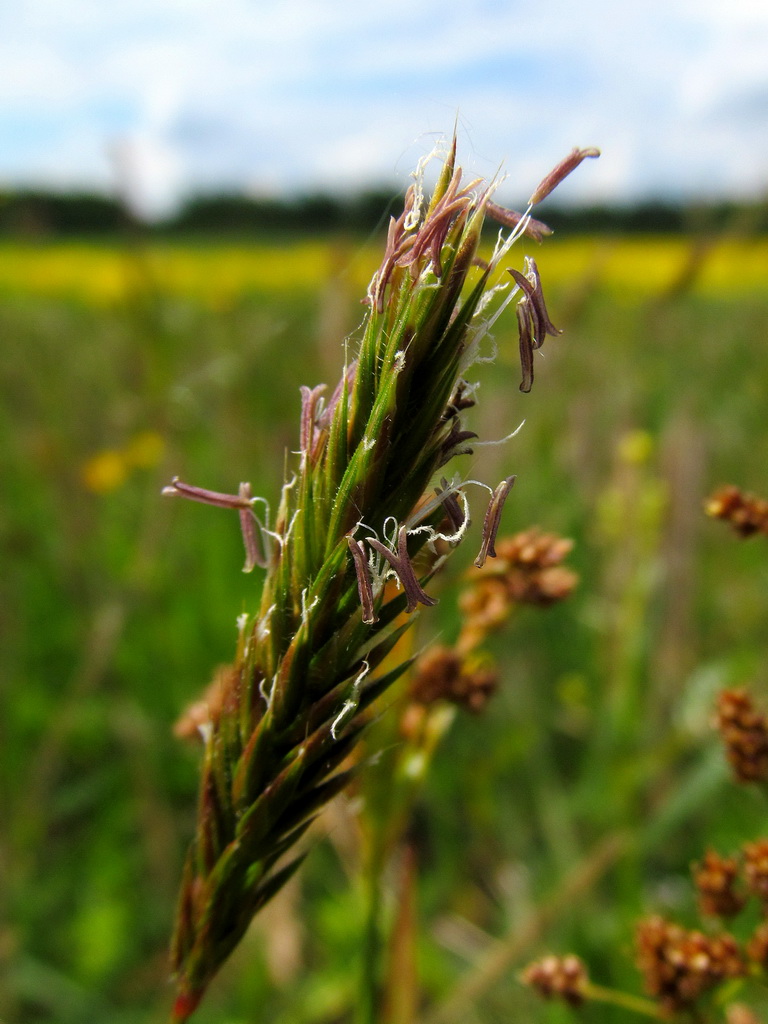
358,829 -> 387,1024
584,982 -> 663,1019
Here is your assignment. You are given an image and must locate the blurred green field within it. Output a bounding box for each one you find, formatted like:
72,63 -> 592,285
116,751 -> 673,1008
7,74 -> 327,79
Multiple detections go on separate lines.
2,233 -> 768,1024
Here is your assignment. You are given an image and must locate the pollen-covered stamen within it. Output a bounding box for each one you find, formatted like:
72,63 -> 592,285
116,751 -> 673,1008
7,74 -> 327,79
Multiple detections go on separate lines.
516,302 -> 535,393
528,147 -> 600,207
475,475 -> 516,567
299,384 -> 327,466
509,270 -> 545,348
509,266 -> 561,350
397,168 -> 480,278
436,477 -> 467,534
509,258 -> 562,393
347,535 -> 378,624
367,189 -> 418,311
405,203 -> 459,278
317,360 -> 357,433
367,524 -> 438,613
162,477 -> 254,510
238,482 -> 269,572
522,258 -> 562,342
485,200 -> 553,243
443,378 -> 477,420
163,478 -> 271,569
439,421 -> 478,464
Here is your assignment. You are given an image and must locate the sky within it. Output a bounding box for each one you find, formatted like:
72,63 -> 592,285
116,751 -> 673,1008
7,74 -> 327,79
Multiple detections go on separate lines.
2,0 -> 768,217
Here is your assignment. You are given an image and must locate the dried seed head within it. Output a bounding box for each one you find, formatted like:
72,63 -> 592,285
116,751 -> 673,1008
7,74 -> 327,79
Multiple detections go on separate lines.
746,921 -> 768,969
706,485 -> 768,538
495,529 -> 574,568
635,916 -> 745,1014
512,566 -> 577,606
458,528 -> 577,652
458,578 -> 512,650
715,689 -> 768,784
481,528 -> 578,604
408,645 -> 498,713
522,954 -> 589,1007
693,849 -> 745,918
743,839 -> 768,905
528,147 -> 601,206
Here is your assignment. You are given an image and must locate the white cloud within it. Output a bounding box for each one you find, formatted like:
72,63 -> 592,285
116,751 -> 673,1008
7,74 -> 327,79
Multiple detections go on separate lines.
0,0 -> 766,211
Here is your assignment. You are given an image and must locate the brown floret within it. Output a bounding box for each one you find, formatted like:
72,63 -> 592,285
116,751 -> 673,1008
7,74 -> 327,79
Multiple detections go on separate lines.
408,645 -> 499,713
458,578 -> 511,649
746,920 -> 768,969
458,528 -> 578,652
715,690 -> 768,784
706,485 -> 768,538
744,839 -> 768,906
693,849 -> 745,918
522,954 -> 589,1007
491,529 -> 578,607
635,915 -> 745,1014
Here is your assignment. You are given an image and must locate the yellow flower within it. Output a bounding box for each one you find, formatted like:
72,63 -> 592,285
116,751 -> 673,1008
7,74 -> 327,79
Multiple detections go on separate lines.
80,450 -> 129,494
123,430 -> 165,469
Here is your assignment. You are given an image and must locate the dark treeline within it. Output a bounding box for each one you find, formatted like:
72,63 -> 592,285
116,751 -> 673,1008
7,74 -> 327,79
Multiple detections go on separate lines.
1,187 -> 767,237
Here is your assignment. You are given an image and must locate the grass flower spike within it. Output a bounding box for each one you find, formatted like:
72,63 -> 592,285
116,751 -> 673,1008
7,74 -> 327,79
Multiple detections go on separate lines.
165,136 -> 597,1020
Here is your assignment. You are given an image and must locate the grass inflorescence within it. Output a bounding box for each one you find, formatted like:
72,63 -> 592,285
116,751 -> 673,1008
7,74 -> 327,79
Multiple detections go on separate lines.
163,138 -> 593,1018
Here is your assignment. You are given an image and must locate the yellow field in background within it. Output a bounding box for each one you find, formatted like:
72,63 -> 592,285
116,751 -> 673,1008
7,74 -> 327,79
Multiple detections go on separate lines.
0,235 -> 766,307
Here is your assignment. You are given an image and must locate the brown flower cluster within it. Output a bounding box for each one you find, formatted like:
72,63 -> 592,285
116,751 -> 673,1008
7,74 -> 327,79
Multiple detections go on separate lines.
690,840 -> 768,980
528,837 -> 768,1019
715,689 -> 768,784
408,645 -> 498,714
744,839 -> 768,906
693,849 -> 746,918
747,921 -> 768,969
635,915 -> 745,1014
404,528 -> 578,717
522,954 -> 589,1007
458,528 -> 578,652
706,485 -> 768,538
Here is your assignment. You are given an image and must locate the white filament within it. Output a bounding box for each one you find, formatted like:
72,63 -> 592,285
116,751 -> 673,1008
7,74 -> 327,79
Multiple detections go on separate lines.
331,661 -> 370,739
